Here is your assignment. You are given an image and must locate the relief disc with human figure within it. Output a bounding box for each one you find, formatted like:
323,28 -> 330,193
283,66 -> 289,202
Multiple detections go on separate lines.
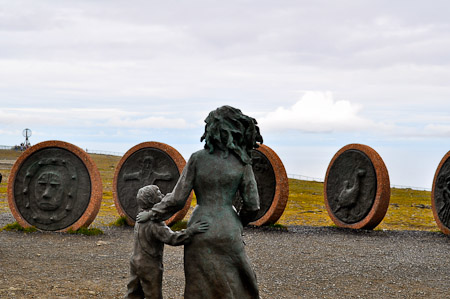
8,141 -> 102,231
113,142 -> 192,225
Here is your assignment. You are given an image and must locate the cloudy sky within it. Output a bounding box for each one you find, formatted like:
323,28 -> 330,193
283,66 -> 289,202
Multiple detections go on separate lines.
1,0 -> 450,188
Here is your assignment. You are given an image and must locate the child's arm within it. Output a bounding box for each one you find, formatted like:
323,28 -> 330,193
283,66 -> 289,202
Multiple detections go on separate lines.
139,154 -> 198,223
153,220 -> 209,246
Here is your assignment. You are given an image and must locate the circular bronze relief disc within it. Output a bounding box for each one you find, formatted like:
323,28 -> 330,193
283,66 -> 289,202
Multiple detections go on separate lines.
7,140 -> 102,232
233,144 -> 289,226
113,142 -> 192,226
431,151 -> 450,235
324,144 -> 390,229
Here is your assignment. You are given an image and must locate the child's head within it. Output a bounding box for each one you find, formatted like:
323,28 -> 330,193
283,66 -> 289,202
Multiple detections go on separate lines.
136,185 -> 163,210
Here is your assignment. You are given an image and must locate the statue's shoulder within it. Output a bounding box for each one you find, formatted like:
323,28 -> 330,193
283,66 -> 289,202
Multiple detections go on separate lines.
190,149 -> 208,160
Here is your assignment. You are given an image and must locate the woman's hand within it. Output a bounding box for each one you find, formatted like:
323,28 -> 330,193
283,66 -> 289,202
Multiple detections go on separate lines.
136,211 -> 154,223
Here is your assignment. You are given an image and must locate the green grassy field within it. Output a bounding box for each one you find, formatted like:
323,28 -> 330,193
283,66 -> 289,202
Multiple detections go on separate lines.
0,149 -> 438,231
281,179 -> 436,231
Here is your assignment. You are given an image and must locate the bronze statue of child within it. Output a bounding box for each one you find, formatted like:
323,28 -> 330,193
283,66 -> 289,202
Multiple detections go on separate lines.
125,185 -> 209,299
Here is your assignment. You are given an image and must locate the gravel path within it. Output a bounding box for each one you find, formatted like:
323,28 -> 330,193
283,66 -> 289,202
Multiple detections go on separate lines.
1,212 -> 450,298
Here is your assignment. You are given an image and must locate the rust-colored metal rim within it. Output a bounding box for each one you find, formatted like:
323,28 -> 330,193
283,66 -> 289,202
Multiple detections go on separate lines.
7,140 -> 103,232
251,144 -> 289,226
113,141 -> 192,226
431,150 -> 450,235
324,143 -> 390,230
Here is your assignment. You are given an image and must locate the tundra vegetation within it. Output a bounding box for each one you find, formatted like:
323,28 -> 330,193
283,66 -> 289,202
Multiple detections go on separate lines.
0,149 -> 436,231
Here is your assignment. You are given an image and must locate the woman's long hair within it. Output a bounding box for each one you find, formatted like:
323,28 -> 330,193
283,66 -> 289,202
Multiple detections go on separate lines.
201,106 -> 263,164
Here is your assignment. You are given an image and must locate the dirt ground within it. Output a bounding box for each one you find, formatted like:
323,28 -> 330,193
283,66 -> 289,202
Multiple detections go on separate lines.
1,212 -> 450,299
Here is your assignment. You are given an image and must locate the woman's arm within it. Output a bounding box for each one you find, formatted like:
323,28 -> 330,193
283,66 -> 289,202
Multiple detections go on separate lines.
138,153 -> 197,223
238,164 -> 260,226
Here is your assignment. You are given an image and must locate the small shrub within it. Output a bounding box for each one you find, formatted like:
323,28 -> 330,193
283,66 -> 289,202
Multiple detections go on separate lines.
267,223 -> 288,231
67,227 -> 104,236
109,216 -> 129,227
2,222 -> 37,233
170,220 -> 188,231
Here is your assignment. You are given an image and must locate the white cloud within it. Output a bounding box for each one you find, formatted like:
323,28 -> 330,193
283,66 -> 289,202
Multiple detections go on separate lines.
1,0 -> 450,189
259,91 -> 373,133
423,124 -> 450,137
259,91 -> 450,140
107,116 -> 189,129
0,108 -> 189,129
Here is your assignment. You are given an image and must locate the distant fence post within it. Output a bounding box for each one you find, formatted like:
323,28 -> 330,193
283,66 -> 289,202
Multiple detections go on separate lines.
0,145 -> 433,191
85,149 -> 124,157
0,145 -> 14,150
287,174 -> 324,182
287,173 -> 431,191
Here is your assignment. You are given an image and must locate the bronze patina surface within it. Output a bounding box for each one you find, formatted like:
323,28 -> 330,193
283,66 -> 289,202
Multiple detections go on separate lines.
8,140 -> 102,232
113,142 -> 191,226
431,150 -> 450,235
233,144 -> 289,226
136,106 -> 261,298
324,144 -> 390,229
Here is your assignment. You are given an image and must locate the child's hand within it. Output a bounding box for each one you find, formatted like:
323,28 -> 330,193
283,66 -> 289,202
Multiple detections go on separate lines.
136,211 -> 153,223
189,220 -> 209,234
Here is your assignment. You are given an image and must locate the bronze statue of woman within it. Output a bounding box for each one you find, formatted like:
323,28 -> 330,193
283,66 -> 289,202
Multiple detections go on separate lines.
137,105 -> 262,298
